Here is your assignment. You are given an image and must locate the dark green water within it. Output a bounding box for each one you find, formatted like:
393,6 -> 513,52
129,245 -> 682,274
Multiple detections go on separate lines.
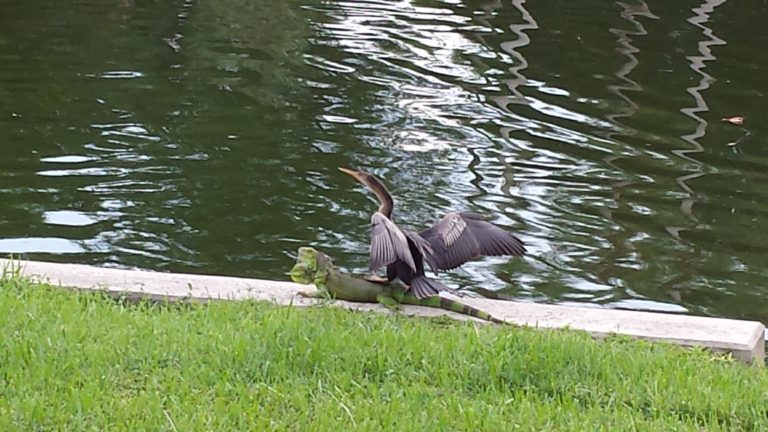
1,0 -> 767,322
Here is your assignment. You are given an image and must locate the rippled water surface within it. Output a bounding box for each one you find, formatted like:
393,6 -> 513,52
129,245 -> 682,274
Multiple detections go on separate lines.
2,0 -> 767,322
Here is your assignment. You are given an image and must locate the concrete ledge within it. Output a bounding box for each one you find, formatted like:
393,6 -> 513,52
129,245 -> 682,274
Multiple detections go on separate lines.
2,258 -> 764,364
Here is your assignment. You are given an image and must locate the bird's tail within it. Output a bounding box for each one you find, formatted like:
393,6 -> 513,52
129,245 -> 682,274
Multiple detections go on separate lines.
409,276 -> 454,299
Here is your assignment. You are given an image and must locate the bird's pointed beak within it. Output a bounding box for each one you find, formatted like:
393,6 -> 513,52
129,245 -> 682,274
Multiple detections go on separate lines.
338,167 -> 364,182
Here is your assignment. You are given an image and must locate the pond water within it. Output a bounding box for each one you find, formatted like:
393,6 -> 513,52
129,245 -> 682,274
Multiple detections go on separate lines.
1,0 -> 767,323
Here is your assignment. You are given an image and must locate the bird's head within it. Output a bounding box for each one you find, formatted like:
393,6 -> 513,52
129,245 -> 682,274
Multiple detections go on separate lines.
338,166 -> 394,217
338,167 -> 373,186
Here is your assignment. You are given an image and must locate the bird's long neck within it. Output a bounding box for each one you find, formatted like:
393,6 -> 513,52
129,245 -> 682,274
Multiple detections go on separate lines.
366,176 -> 394,218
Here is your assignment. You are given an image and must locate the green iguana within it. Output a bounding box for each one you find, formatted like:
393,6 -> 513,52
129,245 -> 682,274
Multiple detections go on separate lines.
289,246 -> 505,324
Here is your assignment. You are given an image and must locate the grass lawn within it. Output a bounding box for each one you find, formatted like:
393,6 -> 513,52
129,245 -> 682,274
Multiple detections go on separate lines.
1,274 -> 767,431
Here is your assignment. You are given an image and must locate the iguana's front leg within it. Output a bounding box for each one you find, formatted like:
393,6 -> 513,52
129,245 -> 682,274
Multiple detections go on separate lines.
297,289 -> 328,299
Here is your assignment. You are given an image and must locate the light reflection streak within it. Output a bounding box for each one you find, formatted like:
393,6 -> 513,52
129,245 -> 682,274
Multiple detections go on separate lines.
492,0 -> 538,109
666,0 -> 727,240
605,1 -> 657,134
595,1 -> 657,299
659,0 -> 727,306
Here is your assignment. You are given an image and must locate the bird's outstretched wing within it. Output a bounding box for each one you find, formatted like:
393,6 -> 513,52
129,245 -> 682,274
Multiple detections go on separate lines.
419,212 -> 525,271
369,212 -> 416,273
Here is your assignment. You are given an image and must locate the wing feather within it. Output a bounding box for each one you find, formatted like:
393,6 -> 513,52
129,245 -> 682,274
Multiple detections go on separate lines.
420,212 -> 526,271
369,212 -> 416,273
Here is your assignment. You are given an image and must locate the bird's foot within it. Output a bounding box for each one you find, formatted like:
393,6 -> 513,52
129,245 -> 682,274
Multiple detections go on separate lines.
365,274 -> 390,285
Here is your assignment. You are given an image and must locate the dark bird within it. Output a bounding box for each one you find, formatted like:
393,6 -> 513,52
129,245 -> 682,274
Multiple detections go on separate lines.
339,167 -> 526,299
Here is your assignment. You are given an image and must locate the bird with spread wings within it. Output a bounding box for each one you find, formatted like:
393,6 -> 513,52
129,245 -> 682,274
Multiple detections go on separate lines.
339,167 -> 526,299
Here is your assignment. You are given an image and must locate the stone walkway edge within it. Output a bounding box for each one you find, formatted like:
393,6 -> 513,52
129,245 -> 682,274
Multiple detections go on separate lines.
1,258 -> 764,364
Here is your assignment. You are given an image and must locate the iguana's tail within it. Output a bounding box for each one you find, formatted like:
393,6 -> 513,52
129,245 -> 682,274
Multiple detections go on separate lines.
435,297 -> 506,324
402,278 -> 507,324
409,276 -> 453,299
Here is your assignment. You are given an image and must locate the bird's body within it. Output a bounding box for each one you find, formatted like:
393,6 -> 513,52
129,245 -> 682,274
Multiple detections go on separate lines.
339,167 -> 526,299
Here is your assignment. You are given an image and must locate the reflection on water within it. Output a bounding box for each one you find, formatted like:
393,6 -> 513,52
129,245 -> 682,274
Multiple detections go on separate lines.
43,210 -> 100,227
0,238 -> 85,254
2,0 -> 768,322
669,0 -> 725,238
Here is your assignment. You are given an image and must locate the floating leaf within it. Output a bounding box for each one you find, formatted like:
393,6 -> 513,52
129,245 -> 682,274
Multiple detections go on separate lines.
721,116 -> 745,125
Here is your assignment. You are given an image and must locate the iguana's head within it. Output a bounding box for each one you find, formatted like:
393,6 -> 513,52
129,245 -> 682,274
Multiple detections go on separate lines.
289,247 -> 334,288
